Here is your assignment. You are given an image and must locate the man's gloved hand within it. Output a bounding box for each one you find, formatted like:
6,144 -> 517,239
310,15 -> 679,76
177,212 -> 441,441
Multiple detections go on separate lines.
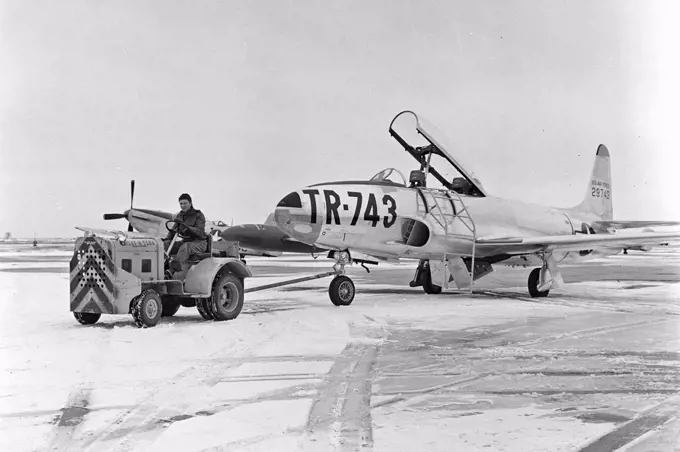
178,223 -> 193,237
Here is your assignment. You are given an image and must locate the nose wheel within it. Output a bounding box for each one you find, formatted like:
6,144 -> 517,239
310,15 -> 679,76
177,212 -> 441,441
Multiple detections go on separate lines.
329,275 -> 355,306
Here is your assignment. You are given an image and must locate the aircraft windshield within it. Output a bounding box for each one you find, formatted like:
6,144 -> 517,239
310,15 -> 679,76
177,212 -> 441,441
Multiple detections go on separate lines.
369,168 -> 407,186
388,111 -> 486,197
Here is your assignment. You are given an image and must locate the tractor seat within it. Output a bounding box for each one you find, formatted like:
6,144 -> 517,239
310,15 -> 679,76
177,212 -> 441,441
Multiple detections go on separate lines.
187,235 -> 214,263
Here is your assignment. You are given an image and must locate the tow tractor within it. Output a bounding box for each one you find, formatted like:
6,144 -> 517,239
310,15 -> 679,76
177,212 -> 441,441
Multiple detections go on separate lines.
70,220 -> 356,328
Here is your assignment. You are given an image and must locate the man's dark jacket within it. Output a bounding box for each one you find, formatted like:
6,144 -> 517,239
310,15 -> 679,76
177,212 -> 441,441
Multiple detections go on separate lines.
165,207 -> 207,242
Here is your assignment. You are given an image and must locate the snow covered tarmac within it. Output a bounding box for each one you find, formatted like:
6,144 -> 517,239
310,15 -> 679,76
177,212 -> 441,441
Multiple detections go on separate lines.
0,245 -> 679,451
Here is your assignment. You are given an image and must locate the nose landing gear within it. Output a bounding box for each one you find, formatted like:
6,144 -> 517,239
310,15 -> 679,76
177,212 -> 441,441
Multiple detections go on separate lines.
328,250 -> 356,306
329,275 -> 355,306
242,249 -> 359,307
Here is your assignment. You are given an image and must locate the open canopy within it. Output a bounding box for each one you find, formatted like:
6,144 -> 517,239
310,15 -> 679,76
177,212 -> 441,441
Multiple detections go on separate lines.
388,110 -> 487,197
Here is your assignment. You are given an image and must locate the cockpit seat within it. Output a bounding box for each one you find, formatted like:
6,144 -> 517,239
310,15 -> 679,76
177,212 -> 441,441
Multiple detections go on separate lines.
409,170 -> 426,187
451,177 -> 472,195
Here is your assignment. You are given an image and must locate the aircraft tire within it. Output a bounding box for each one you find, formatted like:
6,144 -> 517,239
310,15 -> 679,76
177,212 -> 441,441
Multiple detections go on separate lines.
161,296 -> 182,317
422,262 -> 442,294
528,268 -> 549,298
329,275 -> 355,306
131,289 -> 163,328
208,272 -> 244,321
74,312 -> 101,325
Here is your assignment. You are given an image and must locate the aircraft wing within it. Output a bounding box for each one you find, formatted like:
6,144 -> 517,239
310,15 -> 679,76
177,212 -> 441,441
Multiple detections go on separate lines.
591,220 -> 680,230
75,226 -> 153,239
476,230 -> 680,254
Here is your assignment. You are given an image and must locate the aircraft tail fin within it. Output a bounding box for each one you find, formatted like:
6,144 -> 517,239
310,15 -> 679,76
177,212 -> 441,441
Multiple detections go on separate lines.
572,144 -> 613,220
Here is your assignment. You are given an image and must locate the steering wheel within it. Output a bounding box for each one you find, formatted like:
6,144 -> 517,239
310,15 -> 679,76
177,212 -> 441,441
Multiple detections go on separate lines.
166,219 -> 195,240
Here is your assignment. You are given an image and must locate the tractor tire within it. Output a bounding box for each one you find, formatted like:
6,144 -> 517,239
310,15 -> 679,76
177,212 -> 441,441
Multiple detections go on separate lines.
74,312 -> 101,325
161,296 -> 182,317
131,289 -> 163,328
196,297 -> 215,320
208,272 -> 244,321
329,275 -> 355,306
528,268 -> 550,298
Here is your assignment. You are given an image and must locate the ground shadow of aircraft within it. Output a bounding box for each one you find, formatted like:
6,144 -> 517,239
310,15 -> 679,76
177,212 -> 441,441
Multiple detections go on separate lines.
101,181 -> 327,258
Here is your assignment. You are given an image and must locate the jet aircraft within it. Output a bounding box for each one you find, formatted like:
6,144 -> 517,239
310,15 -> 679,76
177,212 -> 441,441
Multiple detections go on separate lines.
101,181 -> 325,258
274,110 -> 680,299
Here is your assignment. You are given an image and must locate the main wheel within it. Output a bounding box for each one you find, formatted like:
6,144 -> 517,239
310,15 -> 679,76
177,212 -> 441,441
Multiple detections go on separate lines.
74,312 -> 101,325
131,289 -> 163,328
161,295 -> 182,317
528,267 -> 550,298
329,275 -> 355,306
208,272 -> 244,321
422,261 -> 442,294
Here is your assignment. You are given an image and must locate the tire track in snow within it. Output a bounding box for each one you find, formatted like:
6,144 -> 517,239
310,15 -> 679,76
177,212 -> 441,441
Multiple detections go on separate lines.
77,322 -> 286,452
300,316 -> 386,451
45,384 -> 94,452
44,329 -> 113,451
576,393 -> 680,452
370,316 -> 677,410
475,317 -> 673,349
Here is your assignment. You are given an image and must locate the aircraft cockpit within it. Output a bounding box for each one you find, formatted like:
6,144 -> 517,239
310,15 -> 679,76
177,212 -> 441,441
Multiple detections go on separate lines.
369,168 -> 407,187
387,110 -> 487,197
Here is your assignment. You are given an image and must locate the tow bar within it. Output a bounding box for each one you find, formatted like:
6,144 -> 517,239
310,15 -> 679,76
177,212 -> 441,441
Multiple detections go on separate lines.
244,271 -> 338,294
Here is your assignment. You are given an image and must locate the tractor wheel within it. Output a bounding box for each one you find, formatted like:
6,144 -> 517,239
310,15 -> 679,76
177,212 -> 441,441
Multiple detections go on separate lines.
161,296 -> 182,317
528,268 -> 550,298
74,312 -> 101,325
196,297 -> 215,320
208,272 -> 244,321
329,275 -> 355,306
131,289 -> 163,328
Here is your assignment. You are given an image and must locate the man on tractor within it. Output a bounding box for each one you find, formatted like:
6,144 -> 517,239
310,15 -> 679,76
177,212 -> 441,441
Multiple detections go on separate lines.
163,193 -> 208,279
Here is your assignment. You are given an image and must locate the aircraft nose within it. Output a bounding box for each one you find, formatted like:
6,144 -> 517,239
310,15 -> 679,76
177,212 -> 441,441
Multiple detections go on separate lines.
274,190 -> 322,245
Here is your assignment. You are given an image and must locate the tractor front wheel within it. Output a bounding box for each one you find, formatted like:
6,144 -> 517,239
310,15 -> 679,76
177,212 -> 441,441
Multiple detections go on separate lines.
74,312 -> 101,325
131,289 -> 163,328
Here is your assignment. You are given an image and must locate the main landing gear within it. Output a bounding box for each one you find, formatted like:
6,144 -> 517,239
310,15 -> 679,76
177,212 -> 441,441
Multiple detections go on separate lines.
527,252 -> 564,298
409,259 -> 442,295
411,256 -> 564,298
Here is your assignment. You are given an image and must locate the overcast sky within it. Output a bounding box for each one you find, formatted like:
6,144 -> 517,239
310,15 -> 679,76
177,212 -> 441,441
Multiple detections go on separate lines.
1,0 -> 678,238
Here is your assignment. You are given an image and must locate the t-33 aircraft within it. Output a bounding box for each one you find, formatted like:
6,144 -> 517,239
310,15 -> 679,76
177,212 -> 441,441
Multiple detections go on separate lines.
274,110 -> 680,300
100,181 -> 326,258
